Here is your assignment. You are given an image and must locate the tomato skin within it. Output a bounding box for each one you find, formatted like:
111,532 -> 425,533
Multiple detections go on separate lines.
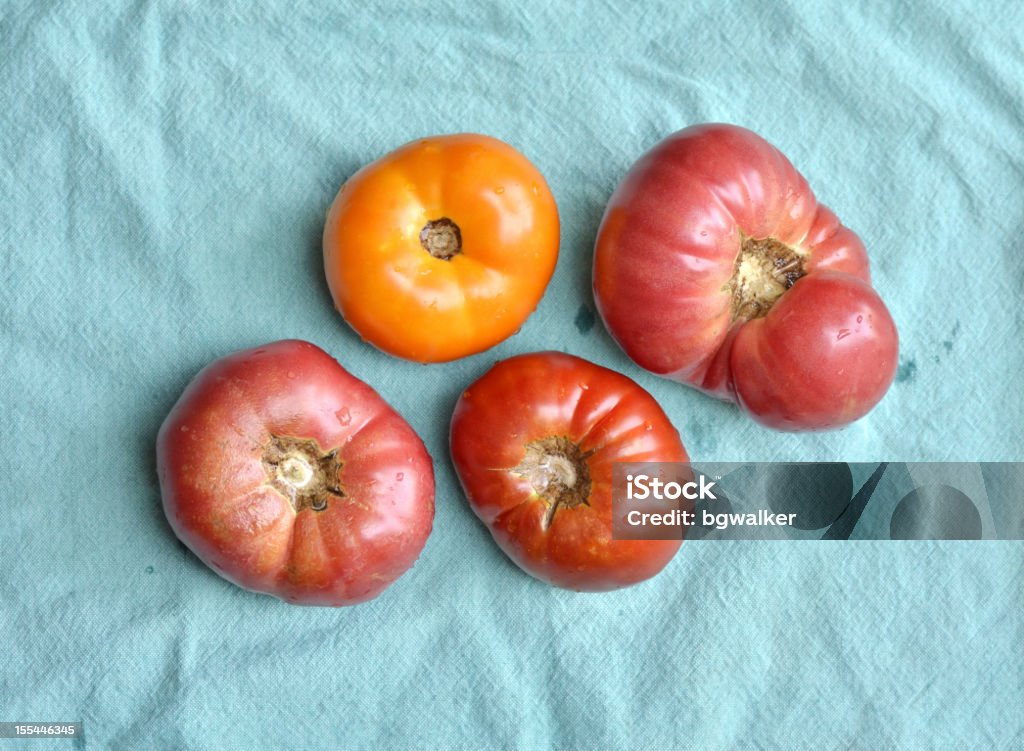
730,272 -> 899,430
450,352 -> 688,591
156,340 -> 434,606
593,123 -> 898,430
323,134 -> 560,363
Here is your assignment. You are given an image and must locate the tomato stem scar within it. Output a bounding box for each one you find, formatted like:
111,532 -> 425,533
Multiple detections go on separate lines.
279,456 -> 314,488
419,217 -> 462,260
512,436 -> 593,529
728,235 -> 808,321
262,434 -> 344,513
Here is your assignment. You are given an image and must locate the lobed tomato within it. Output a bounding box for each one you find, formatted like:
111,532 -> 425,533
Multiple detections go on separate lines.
593,124 -> 898,431
156,340 -> 434,606
450,352 -> 688,591
323,134 -> 560,363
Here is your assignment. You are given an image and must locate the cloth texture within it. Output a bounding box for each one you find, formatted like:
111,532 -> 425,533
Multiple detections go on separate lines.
2,1 -> 1022,748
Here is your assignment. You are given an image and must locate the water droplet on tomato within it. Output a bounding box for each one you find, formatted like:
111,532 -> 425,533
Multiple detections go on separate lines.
180,425 -> 190,432
396,472 -> 404,481
495,186 -> 505,194
579,382 -> 589,390
287,371 -> 296,379
836,329 -> 851,341
856,315 -> 863,323
531,184 -> 539,195
335,407 -> 352,426
645,423 -> 653,431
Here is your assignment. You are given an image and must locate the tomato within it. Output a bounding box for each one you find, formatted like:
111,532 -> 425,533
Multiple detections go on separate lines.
450,352 -> 688,591
593,124 -> 899,431
156,340 -> 434,606
323,134 -> 560,363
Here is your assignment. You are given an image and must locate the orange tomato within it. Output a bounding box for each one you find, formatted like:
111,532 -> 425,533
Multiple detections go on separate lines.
322,134 -> 560,363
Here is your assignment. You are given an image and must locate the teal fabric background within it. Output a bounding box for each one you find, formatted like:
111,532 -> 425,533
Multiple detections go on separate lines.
2,1 -> 1023,748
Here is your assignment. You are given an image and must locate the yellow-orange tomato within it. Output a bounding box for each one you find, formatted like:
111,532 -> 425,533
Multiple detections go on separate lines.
323,134 -> 560,363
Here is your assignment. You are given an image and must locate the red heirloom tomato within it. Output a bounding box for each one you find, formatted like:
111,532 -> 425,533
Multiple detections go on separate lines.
156,340 -> 434,606
323,133 -> 560,363
593,124 -> 899,431
450,352 -> 688,591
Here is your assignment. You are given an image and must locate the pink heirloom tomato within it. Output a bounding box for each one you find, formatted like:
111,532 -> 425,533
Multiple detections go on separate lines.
594,123 -> 899,431
156,340 -> 434,606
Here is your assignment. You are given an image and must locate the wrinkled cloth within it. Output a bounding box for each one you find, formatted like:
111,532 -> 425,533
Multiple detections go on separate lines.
2,1 -> 1022,749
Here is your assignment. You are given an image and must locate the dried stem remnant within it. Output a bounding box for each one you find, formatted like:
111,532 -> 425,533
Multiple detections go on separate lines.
729,236 -> 808,321
262,434 -> 344,512
512,436 -> 593,529
420,217 -> 462,260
